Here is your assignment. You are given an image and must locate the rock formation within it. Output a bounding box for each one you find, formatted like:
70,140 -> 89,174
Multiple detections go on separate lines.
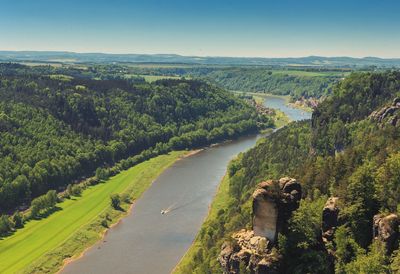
253,177 -> 301,243
252,182 -> 279,242
248,99 -> 275,116
370,97 -> 400,126
373,213 -> 400,254
219,177 -> 301,274
322,197 -> 340,243
218,230 -> 280,274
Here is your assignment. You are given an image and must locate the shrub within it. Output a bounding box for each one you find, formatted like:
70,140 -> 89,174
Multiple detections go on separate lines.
110,194 -> 121,209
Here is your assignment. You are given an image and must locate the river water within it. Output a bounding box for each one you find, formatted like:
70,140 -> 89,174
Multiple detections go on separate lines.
61,95 -> 310,274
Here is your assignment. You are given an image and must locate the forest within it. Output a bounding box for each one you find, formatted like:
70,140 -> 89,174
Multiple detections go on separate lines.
181,71 -> 400,273
124,66 -> 347,100
8,63 -> 348,101
197,68 -> 345,100
0,63 -> 272,216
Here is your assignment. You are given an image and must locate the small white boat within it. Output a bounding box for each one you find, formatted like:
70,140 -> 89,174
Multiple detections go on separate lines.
161,210 -> 166,215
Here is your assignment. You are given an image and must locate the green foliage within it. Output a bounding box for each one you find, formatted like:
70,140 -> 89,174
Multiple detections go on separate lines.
66,184 -> 82,197
334,226 -> 362,273
0,64 -> 269,211
178,122 -> 312,273
311,71 -> 400,154
0,152 -> 183,273
110,194 -> 121,209
120,193 -> 131,203
287,197 -> 327,249
340,162 -> 378,247
30,190 -> 58,218
12,212 -> 24,229
345,241 -> 389,274
183,71 -> 400,273
0,214 -> 13,236
96,167 -> 110,181
375,152 -> 400,211
390,249 -> 400,273
197,68 -> 342,100
279,197 -> 331,273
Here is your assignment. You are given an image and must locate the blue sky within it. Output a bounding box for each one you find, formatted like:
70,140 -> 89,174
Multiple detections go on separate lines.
0,0 -> 399,57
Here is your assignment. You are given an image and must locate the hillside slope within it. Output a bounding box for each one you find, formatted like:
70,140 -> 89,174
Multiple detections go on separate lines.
0,64 -> 272,212
181,71 -> 400,273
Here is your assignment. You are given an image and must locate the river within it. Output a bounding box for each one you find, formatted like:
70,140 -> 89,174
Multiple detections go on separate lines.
61,95 -> 310,274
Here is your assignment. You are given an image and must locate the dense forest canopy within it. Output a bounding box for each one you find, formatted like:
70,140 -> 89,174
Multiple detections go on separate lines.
196,68 -> 345,100
184,70 -> 400,273
0,63 -> 272,212
0,63 -> 350,101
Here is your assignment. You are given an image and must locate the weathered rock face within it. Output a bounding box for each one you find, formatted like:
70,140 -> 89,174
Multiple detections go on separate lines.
252,177 -> 301,243
370,98 -> 400,126
373,213 -> 400,254
322,197 -> 340,242
219,177 -> 301,274
252,185 -> 279,242
218,230 -> 280,274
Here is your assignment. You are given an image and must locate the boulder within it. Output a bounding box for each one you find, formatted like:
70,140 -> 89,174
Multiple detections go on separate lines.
373,213 -> 400,254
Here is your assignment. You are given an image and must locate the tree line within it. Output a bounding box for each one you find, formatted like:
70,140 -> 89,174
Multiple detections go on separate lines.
0,63 -> 273,216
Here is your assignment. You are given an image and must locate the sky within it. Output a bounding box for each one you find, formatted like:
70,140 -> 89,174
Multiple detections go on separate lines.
0,0 -> 399,58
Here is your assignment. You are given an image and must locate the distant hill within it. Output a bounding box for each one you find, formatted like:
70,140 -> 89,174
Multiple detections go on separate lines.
0,51 -> 400,68
0,64 -> 270,212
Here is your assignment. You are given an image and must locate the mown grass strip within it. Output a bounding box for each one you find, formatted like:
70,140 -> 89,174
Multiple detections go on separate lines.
0,151 -> 186,274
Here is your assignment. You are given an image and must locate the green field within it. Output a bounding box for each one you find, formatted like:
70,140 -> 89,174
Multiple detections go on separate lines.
0,151 -> 186,274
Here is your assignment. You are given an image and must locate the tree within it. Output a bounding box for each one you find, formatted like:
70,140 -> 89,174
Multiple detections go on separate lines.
342,162 -> 378,247
344,241 -> 388,274
0,215 -> 12,235
95,167 -> 109,181
279,196 -> 331,273
375,152 -> 400,211
334,226 -> 362,273
12,212 -> 24,229
46,190 -> 58,207
30,190 -> 58,217
110,194 -> 121,209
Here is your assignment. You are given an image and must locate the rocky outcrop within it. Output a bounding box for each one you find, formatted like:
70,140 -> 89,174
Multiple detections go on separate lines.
373,213 -> 400,254
370,98 -> 400,126
290,96 -> 320,110
322,197 -> 340,243
252,182 -> 279,242
248,99 -> 275,116
218,230 -> 280,274
219,177 -> 301,273
253,177 -> 301,243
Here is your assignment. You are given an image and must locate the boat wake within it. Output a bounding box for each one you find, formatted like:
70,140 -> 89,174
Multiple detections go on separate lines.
161,195 -> 203,215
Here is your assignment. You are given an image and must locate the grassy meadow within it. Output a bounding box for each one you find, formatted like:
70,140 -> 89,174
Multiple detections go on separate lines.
0,151 -> 186,274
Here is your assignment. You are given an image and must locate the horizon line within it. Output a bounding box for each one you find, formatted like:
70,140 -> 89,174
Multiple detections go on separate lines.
0,49 -> 400,60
